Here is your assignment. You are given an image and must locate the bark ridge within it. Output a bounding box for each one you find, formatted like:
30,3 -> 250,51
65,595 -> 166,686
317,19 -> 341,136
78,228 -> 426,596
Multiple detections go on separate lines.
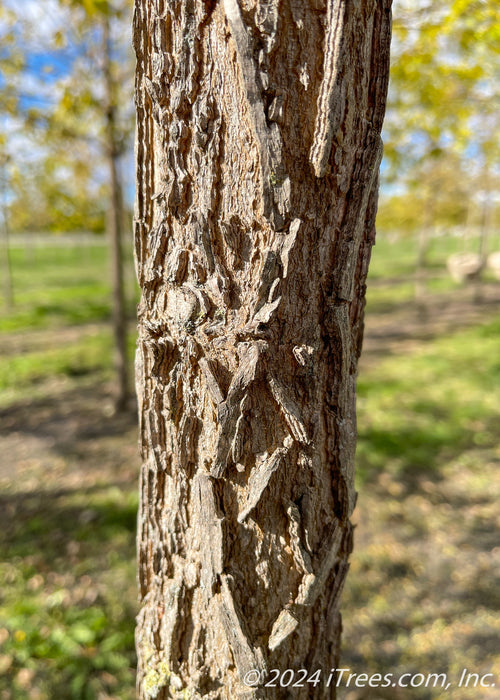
133,0 -> 392,697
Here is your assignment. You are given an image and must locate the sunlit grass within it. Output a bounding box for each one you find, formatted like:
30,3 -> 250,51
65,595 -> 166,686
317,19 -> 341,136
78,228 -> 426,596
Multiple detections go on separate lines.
343,306 -> 500,699
1,234 -> 499,698
0,332 -> 112,390
0,244 -> 137,331
0,486 -> 138,700
356,315 -> 500,483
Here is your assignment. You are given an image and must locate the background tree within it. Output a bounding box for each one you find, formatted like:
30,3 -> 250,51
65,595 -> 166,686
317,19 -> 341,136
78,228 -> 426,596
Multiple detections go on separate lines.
0,2 -> 24,309
43,0 -> 134,410
385,0 -> 499,179
0,150 -> 13,308
7,150 -> 107,234
134,1 -> 391,698
380,0 -> 500,288
0,0 -> 135,409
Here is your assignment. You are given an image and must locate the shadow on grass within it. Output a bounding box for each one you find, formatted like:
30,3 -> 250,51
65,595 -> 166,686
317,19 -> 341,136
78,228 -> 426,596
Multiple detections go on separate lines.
0,481 -> 137,554
0,480 -> 138,700
363,283 -> 500,357
357,412 -> 500,489
0,380 -> 137,455
34,301 -> 112,325
0,378 -> 139,699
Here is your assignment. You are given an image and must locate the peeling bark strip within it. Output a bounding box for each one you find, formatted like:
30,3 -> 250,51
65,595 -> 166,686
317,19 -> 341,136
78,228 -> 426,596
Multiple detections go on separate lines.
237,444 -> 289,523
309,0 -> 347,177
134,1 -> 392,698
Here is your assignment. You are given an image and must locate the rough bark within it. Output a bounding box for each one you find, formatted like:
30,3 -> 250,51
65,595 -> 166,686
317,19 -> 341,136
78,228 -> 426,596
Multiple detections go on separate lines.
133,1 -> 391,698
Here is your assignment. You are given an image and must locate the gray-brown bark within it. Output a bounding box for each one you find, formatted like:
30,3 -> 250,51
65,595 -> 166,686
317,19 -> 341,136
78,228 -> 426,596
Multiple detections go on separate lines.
133,1 -> 391,698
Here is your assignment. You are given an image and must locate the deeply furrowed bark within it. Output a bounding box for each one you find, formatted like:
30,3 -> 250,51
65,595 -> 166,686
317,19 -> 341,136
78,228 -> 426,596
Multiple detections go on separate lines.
133,1 -> 391,698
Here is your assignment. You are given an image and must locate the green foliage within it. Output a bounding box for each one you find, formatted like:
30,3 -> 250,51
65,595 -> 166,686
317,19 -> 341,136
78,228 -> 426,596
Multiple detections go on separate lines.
0,0 -> 134,234
0,6 -> 25,116
65,0 -> 111,16
8,157 -> 107,234
380,0 -> 500,234
377,152 -> 472,234
387,0 -> 500,174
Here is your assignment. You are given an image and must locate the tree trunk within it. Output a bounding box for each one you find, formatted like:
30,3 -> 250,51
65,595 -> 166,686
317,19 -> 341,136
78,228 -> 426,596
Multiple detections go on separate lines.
478,167 -> 491,265
414,211 -> 431,318
473,168 -> 491,305
1,156 -> 13,310
133,1 -> 391,698
103,15 -> 129,412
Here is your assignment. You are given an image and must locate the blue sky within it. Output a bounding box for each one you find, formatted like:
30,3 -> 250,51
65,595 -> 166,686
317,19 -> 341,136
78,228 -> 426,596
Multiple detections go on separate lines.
0,0 -> 136,208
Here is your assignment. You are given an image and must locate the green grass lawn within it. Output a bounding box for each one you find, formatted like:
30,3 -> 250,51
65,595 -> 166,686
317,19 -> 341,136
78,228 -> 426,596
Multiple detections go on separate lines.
368,232 -> 500,281
356,315 -> 500,484
1,244 -> 137,332
341,316 -> 500,699
0,235 -> 499,699
1,241 -> 139,699
0,243 -> 137,407
0,486 -> 138,700
365,233 -> 499,315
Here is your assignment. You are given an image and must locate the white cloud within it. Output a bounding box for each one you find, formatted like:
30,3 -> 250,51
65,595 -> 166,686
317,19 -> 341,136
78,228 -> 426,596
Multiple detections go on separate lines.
4,0 -> 68,40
